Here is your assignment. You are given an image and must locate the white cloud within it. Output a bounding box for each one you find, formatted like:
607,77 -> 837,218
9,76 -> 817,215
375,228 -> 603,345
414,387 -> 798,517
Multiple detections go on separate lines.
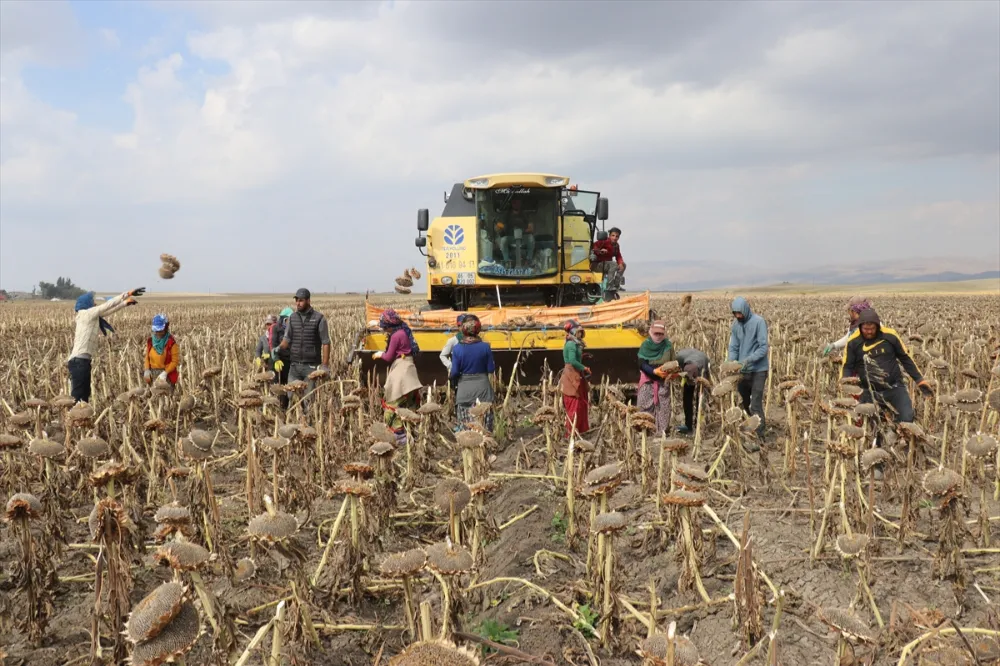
99,28 -> 121,49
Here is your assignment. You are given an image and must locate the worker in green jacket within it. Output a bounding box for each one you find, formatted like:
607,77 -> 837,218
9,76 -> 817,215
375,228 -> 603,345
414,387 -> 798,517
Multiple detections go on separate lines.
559,320 -> 591,437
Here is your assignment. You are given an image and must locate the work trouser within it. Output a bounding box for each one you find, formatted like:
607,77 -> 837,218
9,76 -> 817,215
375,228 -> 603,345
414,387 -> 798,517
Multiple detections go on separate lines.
68,357 -> 92,404
288,362 -> 319,410
738,370 -> 768,438
860,385 -> 914,423
597,261 -> 623,297
273,359 -> 291,409
499,234 -> 535,265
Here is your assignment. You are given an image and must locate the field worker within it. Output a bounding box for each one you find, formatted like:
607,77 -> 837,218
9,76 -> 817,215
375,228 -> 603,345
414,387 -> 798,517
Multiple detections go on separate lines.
590,227 -> 626,301
675,348 -> 711,435
450,315 -> 496,432
373,309 -> 423,446
144,313 -> 180,388
821,296 -> 873,355
842,308 -> 932,424
274,288 -> 331,407
637,320 -> 677,436
270,307 -> 293,409
68,288 -> 144,403
560,320 -> 591,437
255,315 -> 277,371
440,314 -> 470,371
727,296 -> 769,445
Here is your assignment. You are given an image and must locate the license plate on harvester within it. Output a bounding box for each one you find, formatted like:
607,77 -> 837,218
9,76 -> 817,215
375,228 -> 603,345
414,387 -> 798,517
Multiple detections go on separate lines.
457,272 -> 475,285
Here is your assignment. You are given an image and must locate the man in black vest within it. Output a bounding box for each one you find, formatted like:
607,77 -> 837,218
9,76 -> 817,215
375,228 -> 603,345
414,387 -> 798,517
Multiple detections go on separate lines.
274,288 -> 331,407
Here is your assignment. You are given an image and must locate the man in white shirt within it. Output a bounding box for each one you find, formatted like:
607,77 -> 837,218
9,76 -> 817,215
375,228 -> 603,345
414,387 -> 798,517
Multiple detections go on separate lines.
440,314 -> 470,371
68,288 -> 144,403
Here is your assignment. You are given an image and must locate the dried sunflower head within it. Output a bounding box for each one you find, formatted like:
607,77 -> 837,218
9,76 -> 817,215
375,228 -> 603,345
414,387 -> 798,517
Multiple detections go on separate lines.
154,541 -> 210,571
129,601 -> 201,666
125,582 -> 187,643
388,639 -> 481,666
6,493 -> 42,521
593,511 -> 627,535
434,478 -> 472,513
835,533 -> 870,559
966,433 -> 998,458
379,548 -> 427,578
816,607 -> 875,643
77,437 -> 111,459
247,511 -> 298,542
426,540 -> 474,575
922,468 -> 962,498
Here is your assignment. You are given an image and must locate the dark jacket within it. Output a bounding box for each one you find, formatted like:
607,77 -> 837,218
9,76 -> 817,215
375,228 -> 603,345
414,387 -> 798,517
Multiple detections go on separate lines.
841,309 -> 922,390
269,320 -> 290,361
676,348 -> 710,380
283,308 -> 330,365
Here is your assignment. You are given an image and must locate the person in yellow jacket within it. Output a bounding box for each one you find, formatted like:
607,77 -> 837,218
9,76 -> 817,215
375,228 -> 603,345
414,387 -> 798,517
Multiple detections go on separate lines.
144,313 -> 180,387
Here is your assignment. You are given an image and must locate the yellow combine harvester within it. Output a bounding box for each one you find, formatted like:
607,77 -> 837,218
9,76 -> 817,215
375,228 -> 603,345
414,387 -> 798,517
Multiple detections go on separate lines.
351,173 -> 652,385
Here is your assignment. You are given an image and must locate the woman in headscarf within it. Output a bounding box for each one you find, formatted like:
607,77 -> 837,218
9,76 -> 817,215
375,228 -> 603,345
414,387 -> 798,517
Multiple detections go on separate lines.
637,320 -> 676,436
560,320 -> 591,437
821,296 -> 873,355
450,315 -> 496,432
144,313 -> 181,388
373,309 -> 424,446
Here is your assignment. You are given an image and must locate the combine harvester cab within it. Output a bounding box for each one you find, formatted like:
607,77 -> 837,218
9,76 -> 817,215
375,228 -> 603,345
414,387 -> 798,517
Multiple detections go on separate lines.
349,172 -> 653,386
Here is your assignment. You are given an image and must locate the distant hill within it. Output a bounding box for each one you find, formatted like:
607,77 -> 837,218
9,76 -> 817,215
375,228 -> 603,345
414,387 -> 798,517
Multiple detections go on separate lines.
628,256 -> 1000,292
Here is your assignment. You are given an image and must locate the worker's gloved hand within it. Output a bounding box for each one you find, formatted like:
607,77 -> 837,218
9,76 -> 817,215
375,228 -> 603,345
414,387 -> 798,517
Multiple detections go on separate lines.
583,366 -> 592,378
262,353 -> 270,361
273,360 -> 284,373
820,344 -> 833,356
129,287 -> 146,298
125,297 -> 139,306
589,253 -> 597,262
319,364 -> 330,375
254,357 -> 262,369
143,370 -> 152,385
373,351 -> 384,360
917,379 -> 934,396
654,367 -> 669,379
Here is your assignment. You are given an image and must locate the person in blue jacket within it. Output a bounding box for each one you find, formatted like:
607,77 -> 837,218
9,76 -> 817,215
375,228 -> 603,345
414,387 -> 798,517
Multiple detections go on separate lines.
450,315 -> 496,432
727,296 -> 769,444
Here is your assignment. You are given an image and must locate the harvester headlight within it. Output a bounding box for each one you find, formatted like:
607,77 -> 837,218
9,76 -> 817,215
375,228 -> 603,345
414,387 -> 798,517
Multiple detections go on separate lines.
546,176 -> 570,187
467,178 -> 490,188
569,274 -> 582,284
441,276 -> 454,285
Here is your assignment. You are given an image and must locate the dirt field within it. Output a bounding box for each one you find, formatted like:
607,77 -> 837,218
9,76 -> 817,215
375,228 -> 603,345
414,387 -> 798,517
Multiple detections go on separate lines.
1,292 -> 998,665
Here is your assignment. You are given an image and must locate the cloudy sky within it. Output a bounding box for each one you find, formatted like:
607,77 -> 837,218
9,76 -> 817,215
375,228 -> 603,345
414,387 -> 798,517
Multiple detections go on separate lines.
1,0 -> 998,294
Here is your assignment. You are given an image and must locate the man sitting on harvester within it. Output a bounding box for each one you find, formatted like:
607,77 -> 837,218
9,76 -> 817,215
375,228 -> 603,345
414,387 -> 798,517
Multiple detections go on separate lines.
591,226 -> 626,301
497,198 -> 536,268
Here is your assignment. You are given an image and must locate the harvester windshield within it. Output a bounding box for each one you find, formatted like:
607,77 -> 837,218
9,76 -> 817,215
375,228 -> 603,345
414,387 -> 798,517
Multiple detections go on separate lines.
475,187 -> 560,279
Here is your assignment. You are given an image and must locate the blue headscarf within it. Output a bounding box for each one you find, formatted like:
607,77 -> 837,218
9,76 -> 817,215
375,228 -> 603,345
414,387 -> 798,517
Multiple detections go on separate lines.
75,292 -> 114,336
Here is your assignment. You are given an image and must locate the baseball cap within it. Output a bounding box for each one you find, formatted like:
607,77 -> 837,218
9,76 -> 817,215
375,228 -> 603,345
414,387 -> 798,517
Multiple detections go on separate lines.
294,288 -> 311,300
152,313 -> 169,332
650,320 -> 666,333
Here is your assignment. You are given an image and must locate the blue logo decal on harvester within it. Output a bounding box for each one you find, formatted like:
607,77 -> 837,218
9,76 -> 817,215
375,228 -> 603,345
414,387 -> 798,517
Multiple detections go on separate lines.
444,225 -> 465,246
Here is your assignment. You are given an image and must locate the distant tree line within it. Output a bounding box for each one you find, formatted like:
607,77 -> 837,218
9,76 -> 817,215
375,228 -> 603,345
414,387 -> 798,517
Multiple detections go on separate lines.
38,277 -> 87,300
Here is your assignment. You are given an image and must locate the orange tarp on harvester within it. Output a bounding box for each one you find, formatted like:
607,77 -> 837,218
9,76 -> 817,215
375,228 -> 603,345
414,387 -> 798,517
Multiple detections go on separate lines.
366,292 -> 650,329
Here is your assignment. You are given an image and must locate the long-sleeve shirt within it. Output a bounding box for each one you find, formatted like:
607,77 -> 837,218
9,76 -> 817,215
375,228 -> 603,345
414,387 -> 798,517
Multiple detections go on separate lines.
68,292 -> 130,360
591,239 -> 624,266
563,340 -> 586,372
255,333 -> 269,358
841,326 -> 922,390
440,335 -> 459,371
449,340 -> 495,379
145,337 -> 180,375
383,328 -> 413,363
